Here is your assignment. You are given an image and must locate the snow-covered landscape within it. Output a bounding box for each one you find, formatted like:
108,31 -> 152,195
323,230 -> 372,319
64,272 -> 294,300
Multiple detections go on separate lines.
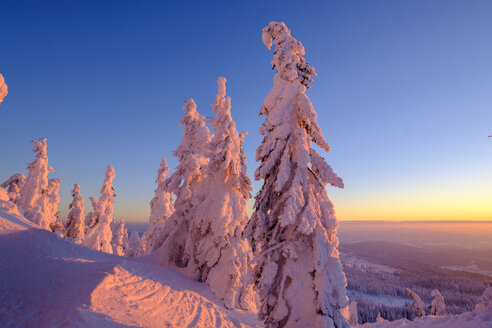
1,3 -> 492,327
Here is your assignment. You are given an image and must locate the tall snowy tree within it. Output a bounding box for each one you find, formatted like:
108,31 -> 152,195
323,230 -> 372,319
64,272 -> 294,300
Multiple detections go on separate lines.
405,288 -> 426,317
429,289 -> 446,316
0,73 -> 7,104
111,219 -> 129,256
244,22 -> 349,327
141,156 -> 174,253
1,173 -> 26,205
65,184 -> 86,241
176,77 -> 256,310
153,98 -> 212,268
84,165 -> 116,254
19,138 -> 58,230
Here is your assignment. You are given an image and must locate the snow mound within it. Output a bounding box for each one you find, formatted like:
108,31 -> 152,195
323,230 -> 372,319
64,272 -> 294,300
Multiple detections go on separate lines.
0,211 -> 261,328
0,208 -> 39,233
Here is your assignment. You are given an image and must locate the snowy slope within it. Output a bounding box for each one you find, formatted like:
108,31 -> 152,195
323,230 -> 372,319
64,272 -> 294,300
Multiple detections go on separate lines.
0,209 -> 260,328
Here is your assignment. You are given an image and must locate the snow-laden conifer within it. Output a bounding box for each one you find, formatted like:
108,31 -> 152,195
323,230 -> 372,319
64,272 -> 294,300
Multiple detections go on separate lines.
429,289 -> 447,316
348,301 -> 358,326
177,77 -> 256,310
474,287 -> 492,314
127,231 -> 143,257
84,165 -> 116,253
19,138 -> 58,230
0,187 -> 22,216
85,197 -> 98,230
1,173 -> 26,205
141,156 -> 174,253
0,74 -> 7,104
153,98 -> 212,267
244,22 -> 349,328
405,288 -> 426,317
111,219 -> 129,256
47,178 -> 64,234
65,184 -> 86,241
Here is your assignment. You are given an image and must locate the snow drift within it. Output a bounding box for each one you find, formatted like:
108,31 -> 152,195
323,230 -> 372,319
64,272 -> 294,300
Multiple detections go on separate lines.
0,208 -> 260,328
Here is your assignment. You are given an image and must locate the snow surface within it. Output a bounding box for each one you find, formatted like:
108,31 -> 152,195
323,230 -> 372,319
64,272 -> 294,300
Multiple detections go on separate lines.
0,210 -> 261,328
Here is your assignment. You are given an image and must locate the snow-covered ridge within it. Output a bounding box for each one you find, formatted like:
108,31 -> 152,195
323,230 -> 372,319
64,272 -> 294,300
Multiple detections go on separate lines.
0,210 -> 261,328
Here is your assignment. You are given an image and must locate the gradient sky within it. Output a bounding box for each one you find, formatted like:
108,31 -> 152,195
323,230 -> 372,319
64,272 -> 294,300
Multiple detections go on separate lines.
1,0 -> 491,222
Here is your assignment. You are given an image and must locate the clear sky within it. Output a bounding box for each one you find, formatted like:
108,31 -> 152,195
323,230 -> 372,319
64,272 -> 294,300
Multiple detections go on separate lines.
1,0 -> 491,222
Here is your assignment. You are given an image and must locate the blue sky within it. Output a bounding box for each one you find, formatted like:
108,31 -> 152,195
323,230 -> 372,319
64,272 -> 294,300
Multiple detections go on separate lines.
1,0 -> 491,222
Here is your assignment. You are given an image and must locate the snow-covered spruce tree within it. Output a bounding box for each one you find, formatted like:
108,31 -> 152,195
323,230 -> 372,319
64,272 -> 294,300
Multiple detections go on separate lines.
141,156 -> 174,253
348,301 -> 358,326
65,184 -> 86,241
0,73 -> 7,104
0,187 -> 22,216
153,98 -> 212,266
127,231 -> 144,257
1,173 -> 26,205
244,22 -> 349,328
405,288 -> 426,317
429,289 -> 446,316
84,165 -> 116,254
111,219 -> 129,256
47,178 -> 64,234
85,196 -> 98,230
19,138 -> 58,230
176,77 -> 256,310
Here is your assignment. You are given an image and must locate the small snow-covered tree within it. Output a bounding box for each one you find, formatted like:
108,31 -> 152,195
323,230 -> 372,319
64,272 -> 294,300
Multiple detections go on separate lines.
85,196 -> 98,230
153,98 -> 212,266
429,289 -> 446,316
375,312 -> 385,323
111,219 -> 129,256
177,77 -> 256,310
84,165 -> 116,253
0,187 -> 22,216
127,231 -> 143,257
65,184 -> 86,241
47,178 -> 64,234
348,301 -> 358,326
141,156 -> 174,253
405,288 -> 426,317
0,73 -> 7,104
1,173 -> 26,205
245,22 -> 349,327
474,287 -> 492,314
19,138 -> 58,230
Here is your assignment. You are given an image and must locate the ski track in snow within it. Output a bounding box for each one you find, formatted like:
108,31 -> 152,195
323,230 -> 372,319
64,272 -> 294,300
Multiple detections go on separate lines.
0,210 -> 260,328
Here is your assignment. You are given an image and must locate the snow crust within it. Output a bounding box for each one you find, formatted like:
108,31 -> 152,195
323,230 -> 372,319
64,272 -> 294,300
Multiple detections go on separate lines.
0,210 -> 261,328
246,21 -> 349,328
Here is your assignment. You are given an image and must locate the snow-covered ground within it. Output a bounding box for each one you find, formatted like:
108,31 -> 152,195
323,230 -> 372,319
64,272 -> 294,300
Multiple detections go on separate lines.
0,209 -> 260,328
